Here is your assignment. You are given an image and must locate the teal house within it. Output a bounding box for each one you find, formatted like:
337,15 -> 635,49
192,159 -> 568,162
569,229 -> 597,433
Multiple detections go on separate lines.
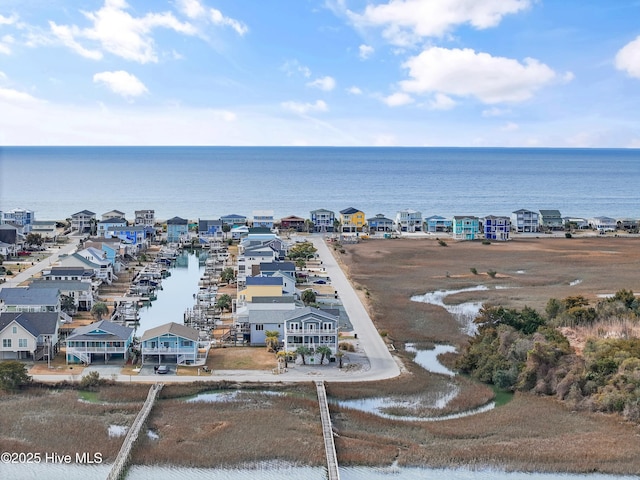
452,216 -> 480,240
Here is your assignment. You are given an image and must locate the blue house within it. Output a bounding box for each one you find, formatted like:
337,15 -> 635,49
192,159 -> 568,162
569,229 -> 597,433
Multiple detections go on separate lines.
367,213 -> 394,232
166,217 -> 189,243
483,215 -> 511,241
220,213 -> 247,227
198,219 -> 224,240
452,216 -> 480,240
107,225 -> 149,249
98,217 -> 127,237
426,215 -> 452,233
140,322 -> 200,365
66,320 -> 134,365
310,209 -> 335,232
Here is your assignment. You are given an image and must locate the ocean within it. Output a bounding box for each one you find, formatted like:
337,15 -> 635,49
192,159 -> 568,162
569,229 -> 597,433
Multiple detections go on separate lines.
1,146 -> 639,221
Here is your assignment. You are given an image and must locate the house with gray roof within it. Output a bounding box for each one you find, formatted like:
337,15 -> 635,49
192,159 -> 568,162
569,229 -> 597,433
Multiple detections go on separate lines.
0,312 -> 59,360
140,322 -> 201,365
310,209 -> 335,232
511,209 -> 539,233
367,214 -> 394,232
235,295 -> 297,345
539,209 -> 564,230
71,210 -> 96,234
0,287 -> 60,314
283,307 -> 339,358
166,216 -> 189,243
66,320 -> 134,364
30,279 -> 94,312
98,217 -> 127,237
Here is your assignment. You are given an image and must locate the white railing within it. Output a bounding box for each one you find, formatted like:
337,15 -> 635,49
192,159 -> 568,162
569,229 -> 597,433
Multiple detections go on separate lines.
142,347 -> 196,354
67,346 -> 126,354
287,329 -> 337,335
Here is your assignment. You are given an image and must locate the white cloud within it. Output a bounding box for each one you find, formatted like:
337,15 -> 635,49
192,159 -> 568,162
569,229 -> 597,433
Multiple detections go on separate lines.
429,93 -> 456,110
359,44 -> 374,60
0,14 -> 18,26
50,0 -> 198,64
0,87 -> 39,103
93,70 -> 148,98
176,0 -> 247,35
176,0 -> 206,19
400,47 -> 558,104
209,8 -> 248,36
347,86 -> 362,95
281,99 -> 328,114
348,0 -> 531,46
307,76 -> 336,91
383,92 -> 414,107
282,60 -> 311,78
615,35 -> 640,79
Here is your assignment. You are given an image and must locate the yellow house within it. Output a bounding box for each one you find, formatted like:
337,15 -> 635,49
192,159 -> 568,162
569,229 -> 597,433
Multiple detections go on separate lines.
339,207 -> 366,232
238,276 -> 283,303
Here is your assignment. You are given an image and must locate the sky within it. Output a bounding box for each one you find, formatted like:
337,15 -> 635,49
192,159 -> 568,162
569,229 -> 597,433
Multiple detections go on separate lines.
0,0 -> 639,147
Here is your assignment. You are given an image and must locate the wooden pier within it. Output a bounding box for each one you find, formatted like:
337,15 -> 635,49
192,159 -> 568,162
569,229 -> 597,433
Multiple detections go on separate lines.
106,383 -> 163,480
315,381 -> 340,480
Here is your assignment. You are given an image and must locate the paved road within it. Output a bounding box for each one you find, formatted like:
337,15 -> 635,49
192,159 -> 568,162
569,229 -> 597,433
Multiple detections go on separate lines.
30,235 -> 401,384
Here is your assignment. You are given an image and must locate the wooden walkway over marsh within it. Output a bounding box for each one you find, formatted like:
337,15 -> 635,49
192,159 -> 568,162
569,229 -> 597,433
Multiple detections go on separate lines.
315,380 -> 340,480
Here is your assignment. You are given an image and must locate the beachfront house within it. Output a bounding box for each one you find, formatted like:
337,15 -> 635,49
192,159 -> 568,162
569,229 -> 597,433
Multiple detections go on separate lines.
252,210 -> 275,229
483,215 -> 511,241
98,217 -> 127,237
367,214 -> 394,232
220,213 -> 247,227
135,209 -> 155,227
511,209 -> 539,233
452,216 -> 480,240
140,322 -> 200,365
198,219 -> 224,240
166,216 -> 189,243
0,208 -> 35,227
0,312 -> 59,361
28,220 -> 58,241
65,320 -> 134,364
102,210 -> 126,221
539,210 -> 564,230
279,215 -> 306,232
310,209 -> 335,233
589,216 -> 617,232
617,218 -> 639,231
425,215 -> 452,233
395,209 -> 423,233
339,207 -> 366,233
564,217 -> 589,230
70,210 -> 96,234
283,307 -> 339,358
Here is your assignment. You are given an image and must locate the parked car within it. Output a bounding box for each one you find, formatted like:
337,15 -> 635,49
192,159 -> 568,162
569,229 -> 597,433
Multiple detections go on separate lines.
314,280 -> 327,284
155,365 -> 170,374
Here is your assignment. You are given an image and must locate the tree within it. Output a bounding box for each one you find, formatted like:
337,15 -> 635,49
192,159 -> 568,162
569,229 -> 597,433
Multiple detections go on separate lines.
288,242 -> 317,261
301,289 -> 316,306
26,233 -> 44,247
60,294 -> 77,316
316,345 -> 332,365
335,350 -> 344,368
221,267 -> 236,284
296,346 -> 311,365
304,219 -> 314,233
0,361 -> 31,391
91,302 -> 109,321
265,330 -> 280,352
216,294 -> 232,312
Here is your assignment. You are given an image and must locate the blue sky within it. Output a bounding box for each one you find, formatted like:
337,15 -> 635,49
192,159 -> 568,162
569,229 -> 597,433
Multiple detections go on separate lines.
1,0 -> 639,147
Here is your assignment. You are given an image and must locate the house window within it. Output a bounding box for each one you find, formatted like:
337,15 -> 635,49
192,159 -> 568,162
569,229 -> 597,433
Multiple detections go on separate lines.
18,339 -> 28,348
322,322 -> 333,331
290,322 -> 300,331
12,326 -> 17,334
255,324 -> 264,331
2,339 -> 11,348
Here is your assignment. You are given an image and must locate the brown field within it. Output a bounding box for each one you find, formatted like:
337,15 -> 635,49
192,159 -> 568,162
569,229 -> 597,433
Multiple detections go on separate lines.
326,236 -> 640,473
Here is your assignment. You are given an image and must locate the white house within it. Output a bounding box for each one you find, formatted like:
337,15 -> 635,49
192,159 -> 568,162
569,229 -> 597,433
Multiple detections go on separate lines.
511,209 -> 539,233
395,209 -> 423,232
283,307 -> 339,358
589,216 -> 617,232
0,312 -> 59,361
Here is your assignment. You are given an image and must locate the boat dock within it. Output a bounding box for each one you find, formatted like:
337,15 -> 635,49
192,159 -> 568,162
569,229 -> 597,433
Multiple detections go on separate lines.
315,380 -> 340,480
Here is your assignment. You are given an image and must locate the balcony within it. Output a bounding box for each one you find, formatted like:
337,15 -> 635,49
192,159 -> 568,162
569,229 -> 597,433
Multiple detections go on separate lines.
286,328 -> 337,335
142,346 -> 196,355
66,346 -> 126,354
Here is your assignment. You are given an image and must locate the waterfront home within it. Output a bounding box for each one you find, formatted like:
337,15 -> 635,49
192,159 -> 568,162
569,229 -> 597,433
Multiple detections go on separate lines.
235,296 -> 297,345
135,209 -> 155,227
198,219 -> 224,240
107,224 -> 153,252
237,242 -> 283,286
166,216 -> 189,243
101,210 -> 126,221
564,217 -> 589,230
310,209 -> 335,233
30,279 -> 94,312
230,225 -> 249,239
98,217 -> 127,237
279,215 -> 306,232
483,215 -> 511,241
425,215 -> 452,233
258,261 -> 296,277
395,209 -> 423,233
0,312 -> 59,361
71,210 -> 96,234
84,239 -> 121,270
238,276 -> 284,303
511,209 -> 539,233
589,216 -> 617,232
66,319 -> 133,365
367,214 -> 394,232
56,252 -> 113,285
140,322 -> 200,365
0,286 -> 60,314
252,210 -> 275,229
0,208 -> 34,227
28,220 -> 59,241
77,247 -> 115,282
284,306 -> 339,357
617,218 -> 638,231
41,266 -> 95,283
339,207 -> 366,233
220,213 -> 247,227
539,209 -> 564,230
452,216 -> 480,240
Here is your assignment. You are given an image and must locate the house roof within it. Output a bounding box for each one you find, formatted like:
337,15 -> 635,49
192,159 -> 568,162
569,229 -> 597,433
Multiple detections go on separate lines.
453,215 -> 479,220
251,295 -> 296,304
166,216 -> 188,225
99,217 -> 127,224
220,214 -> 246,220
260,261 -> 295,273
44,266 -> 94,277
539,210 -> 562,216
283,306 -> 339,322
246,276 -> 283,286
72,210 -> 96,216
0,287 -> 59,305
30,279 -> 92,291
0,312 -> 59,337
426,215 -> 449,221
367,214 -> 393,222
512,209 -> 537,214
340,207 -> 362,215
310,209 -> 334,215
280,216 -> 305,222
102,210 -> 125,216
140,322 -> 199,342
66,319 -> 133,342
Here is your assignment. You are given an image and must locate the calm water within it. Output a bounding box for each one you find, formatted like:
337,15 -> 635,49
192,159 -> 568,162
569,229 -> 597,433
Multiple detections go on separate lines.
1,146 -> 639,221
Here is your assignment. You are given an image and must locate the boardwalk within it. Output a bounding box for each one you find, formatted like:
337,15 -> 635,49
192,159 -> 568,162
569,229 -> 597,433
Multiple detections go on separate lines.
315,380 -> 340,480
106,383 -> 163,480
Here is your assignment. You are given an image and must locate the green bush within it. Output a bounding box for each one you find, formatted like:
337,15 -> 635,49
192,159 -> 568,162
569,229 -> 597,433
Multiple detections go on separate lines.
487,270 -> 497,278
470,267 -> 478,275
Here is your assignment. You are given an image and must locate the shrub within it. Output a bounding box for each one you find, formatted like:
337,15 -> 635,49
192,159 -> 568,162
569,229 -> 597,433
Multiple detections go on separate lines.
487,270 -> 497,278
470,267 -> 478,275
565,232 -> 573,238
437,239 -> 448,247
482,240 -> 491,245
79,371 -> 104,390
339,342 -> 355,352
